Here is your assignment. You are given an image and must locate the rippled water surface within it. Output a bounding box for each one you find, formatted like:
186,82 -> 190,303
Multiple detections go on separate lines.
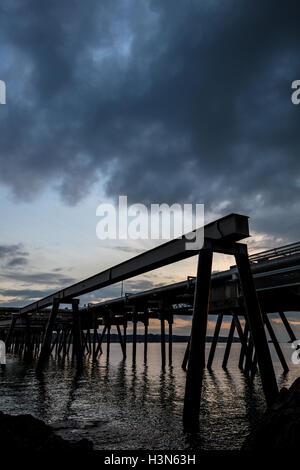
0,343 -> 299,450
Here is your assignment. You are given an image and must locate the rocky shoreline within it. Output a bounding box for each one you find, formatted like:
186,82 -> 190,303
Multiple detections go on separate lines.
0,411 -> 94,453
243,377 -> 300,450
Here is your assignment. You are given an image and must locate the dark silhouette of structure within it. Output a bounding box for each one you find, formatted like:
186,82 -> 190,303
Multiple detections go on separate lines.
1,214 -> 299,432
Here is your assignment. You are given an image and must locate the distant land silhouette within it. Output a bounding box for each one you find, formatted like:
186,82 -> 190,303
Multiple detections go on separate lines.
77,333 -> 241,343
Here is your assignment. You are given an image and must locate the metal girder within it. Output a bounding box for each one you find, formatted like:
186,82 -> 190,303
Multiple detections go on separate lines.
19,213 -> 249,315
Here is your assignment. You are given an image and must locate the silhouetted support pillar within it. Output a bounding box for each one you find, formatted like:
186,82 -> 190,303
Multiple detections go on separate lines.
279,311 -> 296,342
50,331 -> 58,354
24,315 -> 33,361
72,300 -> 83,368
244,336 -> 254,376
67,330 -> 73,355
264,313 -> 289,373
132,311 -> 137,363
14,333 -> 20,354
6,314 -> 17,351
55,329 -> 61,355
232,313 -> 247,356
50,329 -> 59,354
183,248 -> 213,432
37,299 -> 60,371
94,325 -> 107,358
123,321 -> 127,357
238,321 -> 249,370
19,333 -> 24,355
116,323 -> 126,359
62,329 -> 70,357
207,313 -> 223,370
81,330 -> 89,354
106,322 -> 111,357
222,317 -> 235,369
181,337 -> 190,371
235,247 -> 278,406
86,328 -> 91,354
58,329 -> 66,355
250,352 -> 258,381
34,332 -> 39,356
168,315 -> 173,365
93,313 -> 98,359
57,329 -> 64,355
160,317 -> 166,370
144,318 -> 148,362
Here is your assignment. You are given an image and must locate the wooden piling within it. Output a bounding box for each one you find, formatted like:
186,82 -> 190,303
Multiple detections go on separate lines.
37,299 -> 60,370
168,315 -> 173,365
123,321 -> 127,357
14,332 -> 20,354
222,317 -> 235,369
244,336 -> 254,376
207,313 -> 223,370
238,321 -> 249,370
144,318 -> 148,362
67,330 -> 73,356
278,311 -> 296,342
57,329 -> 64,355
181,337 -> 190,371
72,300 -> 83,368
160,317 -> 166,370
183,248 -> 213,432
116,323 -> 126,358
264,313 -> 289,373
81,330 -> 89,355
24,315 -> 33,361
132,311 -> 137,363
235,248 -> 278,406
106,322 -> 111,357
59,329 -> 66,357
93,313 -> 98,359
250,352 -> 258,381
232,313 -> 248,370
50,329 -> 60,355
86,328 -> 91,355
94,325 -> 107,359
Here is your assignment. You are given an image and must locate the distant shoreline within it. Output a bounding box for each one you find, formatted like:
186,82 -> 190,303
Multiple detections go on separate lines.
59,333 -> 241,343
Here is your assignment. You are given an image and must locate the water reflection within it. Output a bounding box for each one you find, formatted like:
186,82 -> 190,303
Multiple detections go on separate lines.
0,343 -> 299,450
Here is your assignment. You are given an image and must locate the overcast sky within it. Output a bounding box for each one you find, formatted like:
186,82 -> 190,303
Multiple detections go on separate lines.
0,0 -> 300,336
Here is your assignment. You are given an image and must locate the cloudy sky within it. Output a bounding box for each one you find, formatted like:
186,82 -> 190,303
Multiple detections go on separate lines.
0,0 -> 300,336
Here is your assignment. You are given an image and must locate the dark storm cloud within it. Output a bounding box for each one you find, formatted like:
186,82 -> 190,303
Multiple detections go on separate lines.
1,271 -> 75,285
0,0 -> 300,240
0,243 -> 28,259
0,287 -> 55,307
0,243 -> 29,268
5,256 -> 28,267
1,287 -> 54,300
109,245 -> 142,254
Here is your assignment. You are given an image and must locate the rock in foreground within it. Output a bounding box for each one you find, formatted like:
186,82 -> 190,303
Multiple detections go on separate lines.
0,411 -> 94,453
243,377 -> 300,450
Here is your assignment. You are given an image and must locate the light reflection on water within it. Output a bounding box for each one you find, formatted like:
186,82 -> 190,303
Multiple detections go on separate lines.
0,343 -> 299,450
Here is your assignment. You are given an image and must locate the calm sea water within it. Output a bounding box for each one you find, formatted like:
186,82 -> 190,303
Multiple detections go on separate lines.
0,343 -> 299,450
